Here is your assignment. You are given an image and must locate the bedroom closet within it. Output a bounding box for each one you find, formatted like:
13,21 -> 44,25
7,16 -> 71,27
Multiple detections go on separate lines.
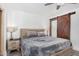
49,12 -> 75,39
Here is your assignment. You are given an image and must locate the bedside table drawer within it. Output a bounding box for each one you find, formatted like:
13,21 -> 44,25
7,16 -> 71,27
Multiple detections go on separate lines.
8,40 -> 20,50
9,46 -> 17,50
9,42 -> 16,45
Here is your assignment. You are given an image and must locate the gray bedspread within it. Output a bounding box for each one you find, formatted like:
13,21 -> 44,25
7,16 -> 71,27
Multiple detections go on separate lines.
21,36 -> 71,56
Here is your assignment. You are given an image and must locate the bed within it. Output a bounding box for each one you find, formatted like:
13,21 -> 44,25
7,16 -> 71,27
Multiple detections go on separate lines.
20,29 -> 71,56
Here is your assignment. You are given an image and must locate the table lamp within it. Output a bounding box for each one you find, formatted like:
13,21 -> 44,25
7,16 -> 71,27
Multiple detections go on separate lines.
7,27 -> 17,40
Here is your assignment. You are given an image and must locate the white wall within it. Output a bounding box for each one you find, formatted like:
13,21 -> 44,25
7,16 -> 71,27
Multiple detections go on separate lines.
71,9 -> 79,51
7,10 -> 45,39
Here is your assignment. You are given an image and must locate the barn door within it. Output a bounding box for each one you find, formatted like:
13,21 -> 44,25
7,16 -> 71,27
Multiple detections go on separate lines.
57,14 -> 70,39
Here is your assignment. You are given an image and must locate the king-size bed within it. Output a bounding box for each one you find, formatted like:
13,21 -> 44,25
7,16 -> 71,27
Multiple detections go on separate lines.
20,29 -> 71,56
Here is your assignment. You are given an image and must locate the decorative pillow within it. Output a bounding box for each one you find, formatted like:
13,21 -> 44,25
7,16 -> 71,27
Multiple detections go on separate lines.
37,32 -> 46,37
27,31 -> 38,38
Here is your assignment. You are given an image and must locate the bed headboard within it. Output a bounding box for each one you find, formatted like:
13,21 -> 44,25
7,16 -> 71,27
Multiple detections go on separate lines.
20,28 -> 45,39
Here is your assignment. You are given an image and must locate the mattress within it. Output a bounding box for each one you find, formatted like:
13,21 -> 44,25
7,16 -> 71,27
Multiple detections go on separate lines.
21,36 -> 71,56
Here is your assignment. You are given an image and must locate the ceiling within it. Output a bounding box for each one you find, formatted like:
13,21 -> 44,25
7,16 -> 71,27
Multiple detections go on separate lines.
0,3 -> 79,15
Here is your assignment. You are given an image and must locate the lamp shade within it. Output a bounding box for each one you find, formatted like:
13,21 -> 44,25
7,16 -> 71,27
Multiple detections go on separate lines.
7,27 -> 17,32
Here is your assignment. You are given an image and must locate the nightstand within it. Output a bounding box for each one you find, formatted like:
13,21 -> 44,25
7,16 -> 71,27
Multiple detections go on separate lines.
7,38 -> 20,52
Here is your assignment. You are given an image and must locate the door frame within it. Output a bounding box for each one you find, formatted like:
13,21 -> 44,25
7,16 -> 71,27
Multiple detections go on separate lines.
0,8 -> 6,56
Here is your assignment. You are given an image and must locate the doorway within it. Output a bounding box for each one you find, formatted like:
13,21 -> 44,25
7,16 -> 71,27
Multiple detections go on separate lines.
49,12 -> 75,39
51,19 -> 57,37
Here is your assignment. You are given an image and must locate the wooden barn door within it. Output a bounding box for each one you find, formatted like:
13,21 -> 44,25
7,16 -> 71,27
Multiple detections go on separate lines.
57,14 -> 70,39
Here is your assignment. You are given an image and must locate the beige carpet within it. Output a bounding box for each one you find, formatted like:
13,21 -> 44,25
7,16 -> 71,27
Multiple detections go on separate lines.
7,50 -> 79,56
